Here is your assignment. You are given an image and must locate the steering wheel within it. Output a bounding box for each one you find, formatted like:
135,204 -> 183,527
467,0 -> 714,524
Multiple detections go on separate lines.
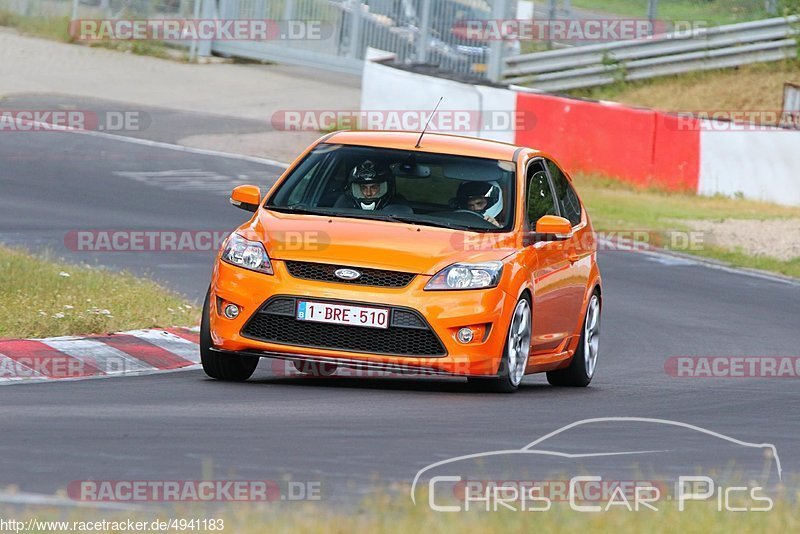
453,209 -> 488,220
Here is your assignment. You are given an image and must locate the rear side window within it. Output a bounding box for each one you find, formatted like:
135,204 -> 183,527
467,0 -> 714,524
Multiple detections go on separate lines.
526,159 -> 557,227
546,160 -> 582,226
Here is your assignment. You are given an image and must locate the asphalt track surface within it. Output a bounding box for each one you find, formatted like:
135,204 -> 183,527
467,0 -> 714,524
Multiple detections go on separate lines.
1,126 -> 799,505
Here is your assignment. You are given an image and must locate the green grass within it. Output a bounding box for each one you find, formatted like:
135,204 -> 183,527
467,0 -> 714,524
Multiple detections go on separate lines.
0,11 -> 74,42
574,173 -> 800,278
2,497 -> 798,533
0,246 -> 198,338
88,39 -> 181,61
569,0 -> 775,26
566,60 -> 800,113
685,246 -> 800,278
0,10 -> 185,61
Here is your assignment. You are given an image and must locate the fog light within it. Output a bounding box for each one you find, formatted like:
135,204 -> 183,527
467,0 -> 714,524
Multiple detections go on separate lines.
457,327 -> 474,344
223,304 -> 240,319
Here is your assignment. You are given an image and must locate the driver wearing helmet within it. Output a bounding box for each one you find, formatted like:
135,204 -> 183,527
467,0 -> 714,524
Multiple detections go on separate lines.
456,181 -> 503,227
335,159 -> 401,211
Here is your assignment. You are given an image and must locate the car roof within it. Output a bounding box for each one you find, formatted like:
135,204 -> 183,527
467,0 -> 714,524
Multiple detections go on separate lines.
323,130 -> 536,162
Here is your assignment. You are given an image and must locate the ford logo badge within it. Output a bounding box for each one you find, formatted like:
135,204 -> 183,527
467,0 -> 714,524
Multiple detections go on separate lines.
334,268 -> 361,280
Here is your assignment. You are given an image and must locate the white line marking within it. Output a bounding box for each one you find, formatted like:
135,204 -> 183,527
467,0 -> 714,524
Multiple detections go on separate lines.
9,116 -> 289,168
113,169 -> 264,195
0,490 -> 144,510
599,238 -> 800,287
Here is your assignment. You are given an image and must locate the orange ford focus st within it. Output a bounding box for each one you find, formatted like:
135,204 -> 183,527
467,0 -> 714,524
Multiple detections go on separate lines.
202,131 -> 602,392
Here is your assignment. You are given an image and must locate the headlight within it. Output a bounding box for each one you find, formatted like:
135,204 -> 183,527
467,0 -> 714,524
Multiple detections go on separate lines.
425,261 -> 503,290
221,233 -> 273,275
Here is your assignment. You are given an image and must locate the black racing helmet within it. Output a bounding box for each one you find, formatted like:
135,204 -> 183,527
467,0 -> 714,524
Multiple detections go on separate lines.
348,160 -> 395,210
456,180 -> 503,219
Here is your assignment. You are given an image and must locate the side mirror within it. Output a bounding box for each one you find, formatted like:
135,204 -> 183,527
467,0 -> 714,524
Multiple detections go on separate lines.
230,185 -> 261,212
535,215 -> 572,238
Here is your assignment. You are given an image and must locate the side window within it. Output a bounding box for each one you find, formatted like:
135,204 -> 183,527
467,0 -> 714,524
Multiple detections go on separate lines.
546,160 -> 582,226
526,160 -> 557,227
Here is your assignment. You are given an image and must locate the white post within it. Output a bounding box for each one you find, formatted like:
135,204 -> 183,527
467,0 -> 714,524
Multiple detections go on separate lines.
487,0 -> 506,82
196,0 -> 215,58
189,0 -> 202,62
348,0 -> 362,59
547,0 -> 557,49
647,0 -> 658,23
417,0 -> 432,63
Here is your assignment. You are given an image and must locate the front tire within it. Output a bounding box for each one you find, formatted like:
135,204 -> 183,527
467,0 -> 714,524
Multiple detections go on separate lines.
200,288 -> 259,382
468,296 -> 532,393
547,292 -> 600,387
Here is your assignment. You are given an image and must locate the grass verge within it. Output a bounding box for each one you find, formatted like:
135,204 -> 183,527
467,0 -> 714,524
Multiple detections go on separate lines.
0,246 -> 198,338
574,173 -> 800,278
569,0 -> 774,25
0,10 -> 73,41
0,11 -> 185,61
1,498 -> 798,533
568,59 -> 800,115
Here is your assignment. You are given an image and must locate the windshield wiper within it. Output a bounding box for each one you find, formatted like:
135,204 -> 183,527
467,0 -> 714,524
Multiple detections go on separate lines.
378,214 -> 482,232
265,206 -> 336,217
267,206 -> 489,232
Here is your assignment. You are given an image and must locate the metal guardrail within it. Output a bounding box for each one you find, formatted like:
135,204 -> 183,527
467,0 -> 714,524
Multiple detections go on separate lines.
504,16 -> 800,91
1,0 -> 511,79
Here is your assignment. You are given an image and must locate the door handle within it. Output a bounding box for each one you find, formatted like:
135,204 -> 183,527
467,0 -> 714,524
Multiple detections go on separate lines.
568,253 -> 581,264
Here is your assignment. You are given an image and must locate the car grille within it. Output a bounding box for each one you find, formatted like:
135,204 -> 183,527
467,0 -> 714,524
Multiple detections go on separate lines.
240,297 -> 446,357
284,261 -> 416,288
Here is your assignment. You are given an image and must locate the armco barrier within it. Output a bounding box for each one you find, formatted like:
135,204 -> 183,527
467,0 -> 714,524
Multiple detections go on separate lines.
361,60 -> 800,205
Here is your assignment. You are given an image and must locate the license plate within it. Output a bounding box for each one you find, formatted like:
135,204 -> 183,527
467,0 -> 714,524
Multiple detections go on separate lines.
296,301 -> 389,329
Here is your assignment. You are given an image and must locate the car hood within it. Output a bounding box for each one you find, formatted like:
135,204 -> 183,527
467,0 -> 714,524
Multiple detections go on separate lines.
238,211 -> 517,275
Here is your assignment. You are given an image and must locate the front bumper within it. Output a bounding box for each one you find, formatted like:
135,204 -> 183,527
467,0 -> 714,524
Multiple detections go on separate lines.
209,259 -> 516,376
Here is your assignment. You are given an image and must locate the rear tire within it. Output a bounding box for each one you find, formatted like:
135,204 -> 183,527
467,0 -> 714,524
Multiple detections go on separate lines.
468,296 -> 531,393
200,288 -> 259,382
546,291 -> 600,387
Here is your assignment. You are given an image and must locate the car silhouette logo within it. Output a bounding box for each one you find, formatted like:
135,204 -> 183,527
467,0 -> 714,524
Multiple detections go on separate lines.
334,268 -> 361,280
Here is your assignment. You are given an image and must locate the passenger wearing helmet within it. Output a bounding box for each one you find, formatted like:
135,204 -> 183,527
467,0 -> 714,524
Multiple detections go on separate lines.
456,181 -> 503,227
334,160 -> 404,211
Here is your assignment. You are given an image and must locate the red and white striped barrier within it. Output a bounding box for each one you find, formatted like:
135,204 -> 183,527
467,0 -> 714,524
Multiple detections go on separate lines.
0,328 -> 200,384
362,61 -> 800,206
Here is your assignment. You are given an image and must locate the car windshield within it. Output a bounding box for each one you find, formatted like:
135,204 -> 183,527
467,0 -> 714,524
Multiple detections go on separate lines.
266,144 -> 516,232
